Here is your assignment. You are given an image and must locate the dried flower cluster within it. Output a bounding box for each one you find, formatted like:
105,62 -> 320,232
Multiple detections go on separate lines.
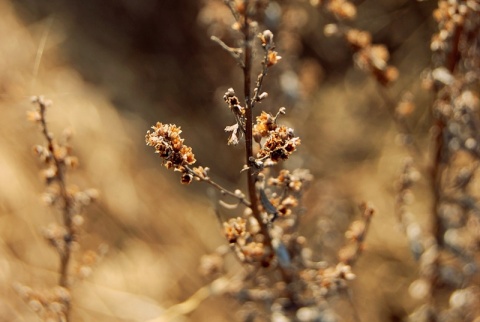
346,29 -> 399,86
431,0 -> 480,53
338,202 -> 374,265
224,216 -> 270,264
258,29 -> 282,67
253,110 -> 301,166
325,0 -> 357,20
145,122 -> 197,184
14,284 -> 71,322
323,3 -> 398,86
200,202 -> 371,321
18,96 -> 103,322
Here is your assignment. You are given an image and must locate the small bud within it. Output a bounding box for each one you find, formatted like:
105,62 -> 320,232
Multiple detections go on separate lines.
432,67 -> 454,85
259,30 -> 274,48
258,92 -> 268,101
267,51 -> 282,67
323,24 -> 340,37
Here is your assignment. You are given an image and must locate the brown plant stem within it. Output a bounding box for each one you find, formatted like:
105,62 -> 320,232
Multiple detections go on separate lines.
36,98 -> 73,320
241,4 -> 271,250
426,19 -> 464,322
240,3 -> 292,284
430,23 -> 462,248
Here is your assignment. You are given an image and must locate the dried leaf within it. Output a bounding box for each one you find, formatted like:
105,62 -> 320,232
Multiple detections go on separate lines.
225,123 -> 241,145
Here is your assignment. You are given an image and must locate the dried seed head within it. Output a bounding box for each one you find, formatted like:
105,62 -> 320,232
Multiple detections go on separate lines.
256,125 -> 301,163
223,217 -> 247,243
146,123 -> 197,184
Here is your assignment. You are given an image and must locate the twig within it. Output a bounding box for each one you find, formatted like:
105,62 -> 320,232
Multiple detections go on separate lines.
185,166 -> 251,207
240,1 -> 293,284
211,36 -> 245,68
32,96 -> 74,321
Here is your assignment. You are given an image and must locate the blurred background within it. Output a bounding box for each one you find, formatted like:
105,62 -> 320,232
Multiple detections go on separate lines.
0,0 -> 439,321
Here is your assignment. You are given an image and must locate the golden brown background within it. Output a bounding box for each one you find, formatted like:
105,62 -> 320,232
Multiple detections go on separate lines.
0,0 -> 438,321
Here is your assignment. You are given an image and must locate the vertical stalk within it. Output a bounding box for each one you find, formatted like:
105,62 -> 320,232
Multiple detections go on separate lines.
240,4 -> 293,285
241,2 -> 275,259
38,99 -> 72,321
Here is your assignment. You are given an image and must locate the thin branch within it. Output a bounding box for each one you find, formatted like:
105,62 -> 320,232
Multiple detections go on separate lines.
211,36 -> 245,68
251,50 -> 271,108
223,0 -> 241,22
186,166 -> 251,207
240,2 -> 293,284
33,96 -> 73,321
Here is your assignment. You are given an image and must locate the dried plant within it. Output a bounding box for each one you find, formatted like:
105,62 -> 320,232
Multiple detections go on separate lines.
146,1 -> 374,321
324,0 -> 480,320
15,96 -> 104,322
404,1 -> 480,321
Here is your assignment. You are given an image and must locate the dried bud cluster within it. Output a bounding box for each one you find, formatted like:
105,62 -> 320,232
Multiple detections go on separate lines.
14,284 -> 71,322
317,262 -> 356,292
259,30 -> 282,67
224,87 -> 245,115
253,111 -> 301,165
326,0 -> 357,20
74,246 -> 108,280
431,0 -> 480,52
224,88 -> 246,145
29,97 -> 79,184
223,217 -> 270,265
338,203 -> 374,265
268,169 -> 313,192
323,2 -> 399,86
346,29 -> 399,86
146,122 -> 197,184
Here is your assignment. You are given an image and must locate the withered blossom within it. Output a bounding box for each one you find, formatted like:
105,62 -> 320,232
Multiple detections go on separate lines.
267,51 -> 282,67
327,0 -> 357,20
241,242 -> 266,262
256,125 -> 301,163
268,169 -> 313,192
223,88 -> 245,145
253,111 -> 277,142
259,30 -> 274,48
145,122 -> 196,184
223,217 -> 247,243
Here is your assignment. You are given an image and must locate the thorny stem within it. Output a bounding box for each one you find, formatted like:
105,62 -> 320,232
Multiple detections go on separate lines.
36,98 -> 73,320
